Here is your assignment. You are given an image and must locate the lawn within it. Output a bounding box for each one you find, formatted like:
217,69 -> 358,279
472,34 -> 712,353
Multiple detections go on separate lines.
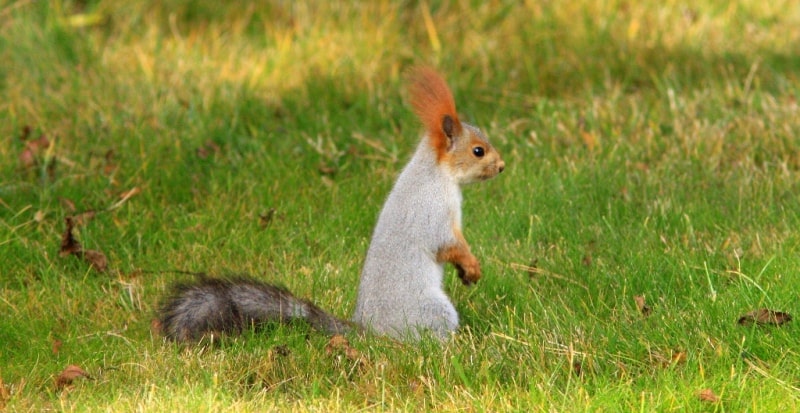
1,0 -> 799,411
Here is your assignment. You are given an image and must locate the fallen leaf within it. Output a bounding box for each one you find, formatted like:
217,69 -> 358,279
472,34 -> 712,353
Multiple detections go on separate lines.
20,125 -> 32,140
572,360 -> 584,377
737,309 -> 792,326
196,140 -> 220,159
697,388 -> 720,403
82,249 -> 108,272
60,197 -> 76,212
634,295 -> 652,317
19,134 -> 51,168
52,339 -> 63,355
102,149 -> 117,175
326,335 -> 348,352
59,217 -> 82,257
671,351 -> 687,364
71,210 -> 97,226
326,334 -> 360,361
55,365 -> 91,390
150,318 -> 162,335
259,209 -> 276,229
318,164 -> 337,176
28,134 -> 51,151
272,344 -> 291,357
580,130 -> 597,151
59,217 -> 108,272
408,377 -> 424,396
19,148 -> 35,168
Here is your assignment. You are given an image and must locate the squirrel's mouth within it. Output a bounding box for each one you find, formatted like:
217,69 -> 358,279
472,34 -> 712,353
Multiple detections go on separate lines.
481,168 -> 503,180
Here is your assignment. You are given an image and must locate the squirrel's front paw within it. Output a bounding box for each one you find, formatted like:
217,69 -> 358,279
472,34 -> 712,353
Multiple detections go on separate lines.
456,257 -> 481,286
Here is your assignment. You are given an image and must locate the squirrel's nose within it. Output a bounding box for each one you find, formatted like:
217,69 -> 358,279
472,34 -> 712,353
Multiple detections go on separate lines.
498,162 -> 505,173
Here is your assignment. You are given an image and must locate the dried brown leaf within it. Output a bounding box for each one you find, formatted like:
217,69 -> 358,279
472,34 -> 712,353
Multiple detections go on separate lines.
55,365 -> 91,390
272,344 -> 291,357
344,346 -> 360,361
150,318 -> 162,335
59,217 -> 82,257
19,132 -> 51,168
103,163 -> 117,176
408,377 -> 424,396
697,388 -> 720,403
20,125 -> 32,140
634,295 -> 652,316
325,335 -> 348,353
19,148 -> 35,168
27,134 -> 51,152
737,308 -> 792,326
572,360 -> 584,377
580,130 -> 597,151
71,210 -> 97,226
60,197 -> 76,212
102,149 -> 117,175
52,339 -> 63,355
82,249 -> 108,272
259,209 -> 276,229
318,164 -> 337,176
326,334 -> 361,361
59,217 -> 108,272
196,140 -> 220,159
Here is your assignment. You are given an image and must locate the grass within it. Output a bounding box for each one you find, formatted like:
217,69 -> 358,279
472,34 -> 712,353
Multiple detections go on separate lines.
1,0 -> 799,410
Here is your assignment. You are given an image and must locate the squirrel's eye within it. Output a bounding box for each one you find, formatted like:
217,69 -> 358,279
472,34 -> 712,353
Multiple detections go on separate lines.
472,147 -> 485,158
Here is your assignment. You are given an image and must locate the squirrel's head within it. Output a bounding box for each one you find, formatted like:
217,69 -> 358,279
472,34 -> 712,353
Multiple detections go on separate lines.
407,66 -> 505,184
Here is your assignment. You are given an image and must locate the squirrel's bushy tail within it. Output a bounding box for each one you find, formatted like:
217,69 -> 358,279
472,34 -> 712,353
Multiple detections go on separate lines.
159,277 -> 352,341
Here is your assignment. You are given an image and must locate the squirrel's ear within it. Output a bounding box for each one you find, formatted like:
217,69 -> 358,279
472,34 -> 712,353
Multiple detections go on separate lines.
441,114 -> 460,151
442,115 -> 456,139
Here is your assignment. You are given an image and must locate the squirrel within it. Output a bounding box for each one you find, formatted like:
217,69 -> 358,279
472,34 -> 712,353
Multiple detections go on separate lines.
158,67 -> 505,342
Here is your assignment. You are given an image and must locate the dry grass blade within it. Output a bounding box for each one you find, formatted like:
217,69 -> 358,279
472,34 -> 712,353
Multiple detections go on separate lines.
510,262 -> 589,292
0,376 -> 8,409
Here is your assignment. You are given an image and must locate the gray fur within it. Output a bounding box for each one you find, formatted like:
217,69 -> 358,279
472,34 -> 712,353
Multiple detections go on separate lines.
159,277 -> 351,341
352,128 -> 480,341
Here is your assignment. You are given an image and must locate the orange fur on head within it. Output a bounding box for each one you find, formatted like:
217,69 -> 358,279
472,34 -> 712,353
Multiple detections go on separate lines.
407,66 -> 462,160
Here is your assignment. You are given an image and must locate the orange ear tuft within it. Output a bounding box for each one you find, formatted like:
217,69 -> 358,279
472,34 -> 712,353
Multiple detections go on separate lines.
407,66 -> 462,159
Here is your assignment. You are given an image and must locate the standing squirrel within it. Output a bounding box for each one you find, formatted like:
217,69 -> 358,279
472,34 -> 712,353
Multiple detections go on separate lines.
159,67 -> 504,342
